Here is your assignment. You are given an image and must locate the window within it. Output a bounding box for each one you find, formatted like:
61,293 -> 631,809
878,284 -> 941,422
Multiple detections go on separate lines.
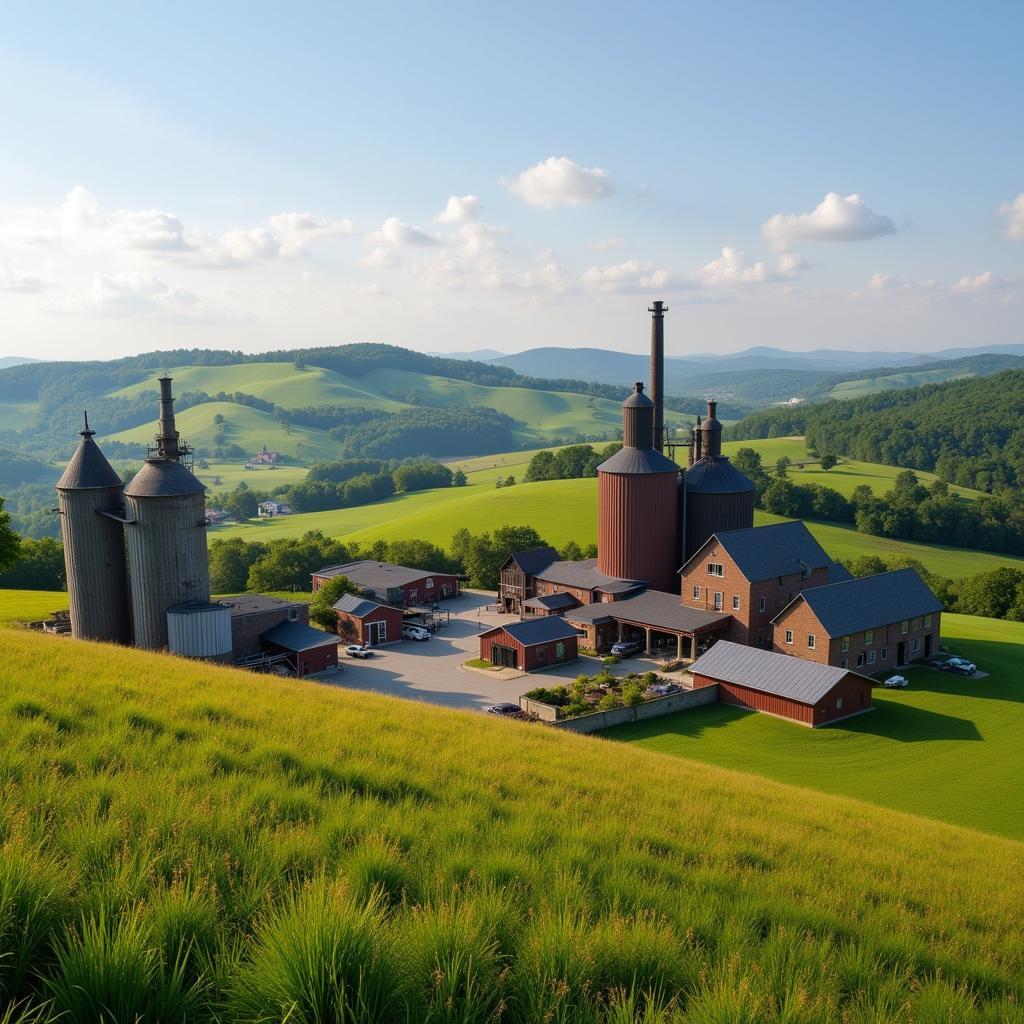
864,629 -> 873,646
713,591 -> 723,610
913,638 -> 921,652
289,607 -> 299,621
555,642 -> 565,659
868,650 -> 876,665
912,616 -> 921,630
758,596 -> 766,613
785,629 -> 794,644
757,628 -> 766,646
836,697 -> 844,711
901,619 -> 909,635
925,614 -> 932,628
856,653 -> 865,667
692,585 -> 701,599
841,636 -> 850,653
425,578 -> 434,589
881,647 -> 888,660
409,589 -> 418,603
707,563 -> 724,577
732,595 -> 740,610
807,634 -> 815,649
841,657 -> 848,669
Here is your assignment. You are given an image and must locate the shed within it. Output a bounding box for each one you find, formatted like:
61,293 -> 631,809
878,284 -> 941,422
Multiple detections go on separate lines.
259,621 -> 339,676
333,593 -> 404,646
689,640 -> 874,727
478,617 -> 581,672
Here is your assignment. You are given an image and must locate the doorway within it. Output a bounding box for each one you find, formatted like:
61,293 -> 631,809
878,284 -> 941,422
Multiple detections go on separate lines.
897,640 -> 906,666
492,644 -> 518,669
924,634 -> 932,657
367,620 -> 387,646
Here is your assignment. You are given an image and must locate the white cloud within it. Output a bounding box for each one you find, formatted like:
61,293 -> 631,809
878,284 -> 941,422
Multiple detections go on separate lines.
63,271 -> 200,317
433,195 -> 480,225
268,211 -> 358,239
999,194 -> 1024,240
589,237 -> 626,252
502,156 -> 614,207
777,252 -> 806,277
0,260 -> 52,293
514,250 -> 572,294
581,259 -> 689,293
851,272 -> 941,299
952,271 -> 1009,293
697,246 -> 774,286
763,192 -> 897,243
368,216 -> 440,249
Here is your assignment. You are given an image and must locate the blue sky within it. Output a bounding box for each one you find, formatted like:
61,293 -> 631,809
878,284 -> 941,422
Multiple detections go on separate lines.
0,1 -> 1021,360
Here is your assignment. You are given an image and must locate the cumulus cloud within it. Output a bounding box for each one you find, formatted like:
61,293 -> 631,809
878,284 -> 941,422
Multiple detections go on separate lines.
851,272 -> 941,299
697,247 -> 775,286
267,211 -> 357,240
776,252 -> 807,277
952,271 -> 1009,293
502,156 -> 614,207
63,271 -> 200,317
581,259 -> 689,293
368,216 -> 440,249
433,195 -> 480,225
999,193 -> 1024,240
0,260 -> 52,293
763,192 -> 897,243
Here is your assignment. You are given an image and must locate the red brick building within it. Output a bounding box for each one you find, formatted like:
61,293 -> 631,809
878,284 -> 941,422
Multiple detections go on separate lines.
313,560 -> 461,606
478,617 -> 580,672
498,547 -> 559,614
772,568 -> 942,670
259,620 -> 339,676
679,521 -> 850,647
532,559 -> 644,607
333,593 -> 404,646
690,641 -> 874,727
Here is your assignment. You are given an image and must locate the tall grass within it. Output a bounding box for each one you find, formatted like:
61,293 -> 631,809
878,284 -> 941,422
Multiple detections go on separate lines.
0,628 -> 1021,1021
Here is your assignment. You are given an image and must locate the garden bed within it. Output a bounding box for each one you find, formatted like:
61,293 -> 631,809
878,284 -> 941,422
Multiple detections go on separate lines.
523,669 -> 679,721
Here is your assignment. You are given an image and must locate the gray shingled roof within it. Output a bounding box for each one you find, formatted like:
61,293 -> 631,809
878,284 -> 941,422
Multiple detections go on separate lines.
488,617 -> 581,646
333,593 -> 388,618
566,590 -> 729,634
597,446 -> 680,475
684,456 -> 755,495
260,620 -> 339,651
315,560 -> 449,590
508,547 -> 559,575
524,592 -> 579,611
690,641 -> 871,703
57,433 -> 123,491
682,520 -> 833,582
778,568 -> 943,637
535,559 -> 644,594
123,458 -> 205,498
221,595 -> 298,617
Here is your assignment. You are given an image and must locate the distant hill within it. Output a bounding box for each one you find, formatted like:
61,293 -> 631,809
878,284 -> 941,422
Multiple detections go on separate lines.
0,356 -> 43,370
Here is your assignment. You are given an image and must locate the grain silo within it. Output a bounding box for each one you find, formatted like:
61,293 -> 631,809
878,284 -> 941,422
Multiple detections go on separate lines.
682,400 -> 755,561
56,415 -> 133,643
123,377 -> 211,650
596,382 -> 680,592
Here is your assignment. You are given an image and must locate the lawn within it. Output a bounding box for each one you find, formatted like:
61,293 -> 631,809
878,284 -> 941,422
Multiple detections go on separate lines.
0,588 -> 68,625
608,612 -> 1024,840
193,461 -> 310,492
0,627 -> 1020,1020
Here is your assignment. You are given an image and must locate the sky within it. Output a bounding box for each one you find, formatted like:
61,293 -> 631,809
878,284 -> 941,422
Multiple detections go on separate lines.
0,0 -> 1021,361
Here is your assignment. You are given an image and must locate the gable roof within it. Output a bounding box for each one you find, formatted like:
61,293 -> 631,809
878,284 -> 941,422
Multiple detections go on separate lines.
690,641 -> 871,704
775,568 -> 943,637
314,560 -> 449,590
681,520 -> 833,582
566,589 -> 729,634
333,593 -> 392,618
505,546 -> 559,575
534,558 -> 644,594
524,592 -> 579,611
260,621 -> 338,651
487,617 -> 581,646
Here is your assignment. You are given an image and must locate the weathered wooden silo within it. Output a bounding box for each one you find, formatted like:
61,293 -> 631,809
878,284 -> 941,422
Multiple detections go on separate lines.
56,415 -> 133,643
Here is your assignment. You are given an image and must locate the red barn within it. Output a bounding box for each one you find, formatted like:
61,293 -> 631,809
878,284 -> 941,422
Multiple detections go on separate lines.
259,621 -> 339,676
312,560 -> 460,607
333,594 -> 404,646
479,617 -> 580,672
689,641 -> 873,727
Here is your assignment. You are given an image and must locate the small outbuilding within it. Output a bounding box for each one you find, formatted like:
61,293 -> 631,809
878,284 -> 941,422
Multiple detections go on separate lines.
689,640 -> 874,727
478,617 -> 581,672
333,593 -> 404,646
313,560 -> 461,606
259,620 -> 339,676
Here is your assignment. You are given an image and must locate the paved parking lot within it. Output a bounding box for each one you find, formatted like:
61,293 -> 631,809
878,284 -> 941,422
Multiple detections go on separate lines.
312,590 -> 666,712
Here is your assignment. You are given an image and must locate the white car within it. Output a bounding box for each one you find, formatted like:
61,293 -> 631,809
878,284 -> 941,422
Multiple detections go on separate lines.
402,625 -> 431,641
883,675 -> 909,689
344,643 -> 373,658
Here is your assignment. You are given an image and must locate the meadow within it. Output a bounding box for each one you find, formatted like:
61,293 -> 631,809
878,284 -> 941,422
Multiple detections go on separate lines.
0,627 -> 1021,1021
609,612 -> 1024,839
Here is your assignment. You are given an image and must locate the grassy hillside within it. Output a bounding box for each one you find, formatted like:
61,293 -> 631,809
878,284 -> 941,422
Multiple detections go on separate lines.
612,613 -> 1024,840
0,628 -> 1021,1020
828,367 -> 974,400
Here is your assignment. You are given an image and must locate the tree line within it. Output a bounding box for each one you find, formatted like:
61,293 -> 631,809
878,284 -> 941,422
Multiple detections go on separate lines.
524,443 -> 625,482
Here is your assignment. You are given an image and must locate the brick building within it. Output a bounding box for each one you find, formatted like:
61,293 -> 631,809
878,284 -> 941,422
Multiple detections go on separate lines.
498,546 -> 559,614
690,641 -> 874,727
333,593 -> 404,646
259,620 -> 339,675
772,568 -> 943,670
312,560 -> 461,606
478,617 -> 580,672
531,559 -> 644,607
679,521 -> 851,647
220,594 -> 307,658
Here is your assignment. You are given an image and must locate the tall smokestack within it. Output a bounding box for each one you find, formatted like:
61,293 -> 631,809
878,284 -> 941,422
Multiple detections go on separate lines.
156,376 -> 181,461
648,300 -> 666,452
693,415 -> 703,462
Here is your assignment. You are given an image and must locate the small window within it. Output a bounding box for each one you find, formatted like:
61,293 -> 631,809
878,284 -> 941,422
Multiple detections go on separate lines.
692,585 -> 701,599
409,589 -> 418,603
868,650 -> 876,665
881,647 -> 888,660
925,614 -> 932,628
289,607 -> 299,621
707,563 -> 724,577
912,616 -> 921,630
836,697 -> 844,711
841,636 -> 850,653
713,591 -> 723,610
758,596 -> 766,613
785,629 -> 794,644
901,619 -> 909,635
732,595 -> 740,610
555,642 -> 565,659
757,627 -> 766,646
807,634 -> 815,649
856,652 -> 865,667
913,638 -> 921,652
864,629 -> 873,646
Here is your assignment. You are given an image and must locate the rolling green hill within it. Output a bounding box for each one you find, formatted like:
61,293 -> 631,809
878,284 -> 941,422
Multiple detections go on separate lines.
0,627 -> 1020,1020
828,367 -> 974,399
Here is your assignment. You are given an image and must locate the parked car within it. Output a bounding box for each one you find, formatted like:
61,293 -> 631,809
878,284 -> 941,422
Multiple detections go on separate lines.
942,657 -> 977,676
883,675 -> 909,688
925,653 -> 955,668
402,625 -> 431,641
485,703 -> 523,717
344,644 -> 373,659
646,683 -> 681,698
610,639 -> 643,657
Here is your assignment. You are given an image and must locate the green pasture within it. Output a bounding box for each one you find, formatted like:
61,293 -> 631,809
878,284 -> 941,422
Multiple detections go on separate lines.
0,627 -> 1019,1020
193,461 -> 310,492
829,368 -> 975,400
0,589 -> 67,625
610,612 -> 1024,839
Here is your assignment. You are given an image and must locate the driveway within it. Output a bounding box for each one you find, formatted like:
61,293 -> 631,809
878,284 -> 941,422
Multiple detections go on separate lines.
311,590 -> 674,712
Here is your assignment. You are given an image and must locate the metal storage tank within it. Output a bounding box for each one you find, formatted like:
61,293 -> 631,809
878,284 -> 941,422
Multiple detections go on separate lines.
597,382 -> 680,593
123,378 -> 211,650
56,415 -> 133,644
683,400 -> 755,561
167,601 -> 232,660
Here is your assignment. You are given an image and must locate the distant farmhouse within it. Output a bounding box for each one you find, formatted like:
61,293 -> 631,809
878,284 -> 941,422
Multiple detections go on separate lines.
257,499 -> 292,518
249,445 -> 281,465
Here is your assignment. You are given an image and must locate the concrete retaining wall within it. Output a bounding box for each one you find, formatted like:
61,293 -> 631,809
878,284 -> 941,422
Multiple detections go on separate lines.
520,684 -> 719,734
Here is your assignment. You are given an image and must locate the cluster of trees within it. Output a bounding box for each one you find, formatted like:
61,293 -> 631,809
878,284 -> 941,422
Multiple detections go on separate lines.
339,407 -> 521,459
524,443 -> 624,482
728,369 -> 1024,496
